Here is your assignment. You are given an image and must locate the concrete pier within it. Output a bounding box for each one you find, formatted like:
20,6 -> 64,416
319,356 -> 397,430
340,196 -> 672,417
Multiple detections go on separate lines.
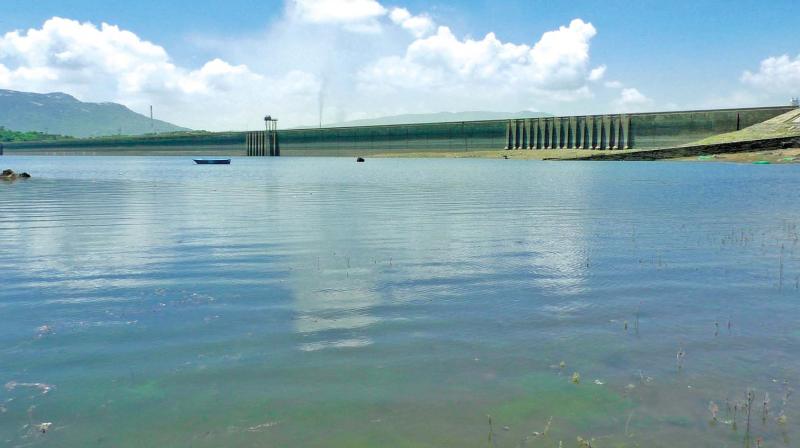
246,129 -> 280,157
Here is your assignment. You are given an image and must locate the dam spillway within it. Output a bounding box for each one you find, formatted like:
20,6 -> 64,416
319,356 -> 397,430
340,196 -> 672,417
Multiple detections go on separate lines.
505,115 -> 631,150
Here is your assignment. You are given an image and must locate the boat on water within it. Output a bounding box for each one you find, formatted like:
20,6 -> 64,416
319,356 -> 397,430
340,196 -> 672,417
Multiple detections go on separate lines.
193,159 -> 231,165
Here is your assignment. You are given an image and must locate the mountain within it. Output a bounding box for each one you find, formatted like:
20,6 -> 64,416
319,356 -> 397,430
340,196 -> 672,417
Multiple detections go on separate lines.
314,111 -> 552,128
0,89 -> 190,137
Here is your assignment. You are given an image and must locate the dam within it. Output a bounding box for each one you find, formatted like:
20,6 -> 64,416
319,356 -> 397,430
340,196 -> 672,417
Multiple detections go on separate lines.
4,105 -> 796,156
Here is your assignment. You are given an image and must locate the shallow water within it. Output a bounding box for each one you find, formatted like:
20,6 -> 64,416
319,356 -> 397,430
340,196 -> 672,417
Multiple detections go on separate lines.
1,156 -> 799,447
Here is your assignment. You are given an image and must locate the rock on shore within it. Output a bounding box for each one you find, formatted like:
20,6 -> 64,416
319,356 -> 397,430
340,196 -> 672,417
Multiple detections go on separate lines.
1,169 -> 31,181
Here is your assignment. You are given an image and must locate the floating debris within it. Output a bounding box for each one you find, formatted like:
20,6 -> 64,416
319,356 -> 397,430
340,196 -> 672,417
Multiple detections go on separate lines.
593,379 -> 604,385
246,421 -> 278,432
571,372 -> 581,384
37,422 -> 53,434
4,381 -> 54,395
35,325 -> 53,339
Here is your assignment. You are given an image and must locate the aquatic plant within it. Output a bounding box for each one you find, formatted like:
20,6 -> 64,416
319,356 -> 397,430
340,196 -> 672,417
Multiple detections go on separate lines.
571,372 -> 581,384
676,346 -> 685,370
745,389 -> 755,436
543,416 -> 552,436
709,401 -> 719,424
518,416 -> 553,446
779,244 -> 784,290
777,381 -> 792,425
762,392 -> 770,423
624,411 -> 635,437
487,414 -> 496,448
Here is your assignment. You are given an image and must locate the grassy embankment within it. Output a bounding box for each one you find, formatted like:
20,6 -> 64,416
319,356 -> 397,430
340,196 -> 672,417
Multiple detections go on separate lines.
674,108 -> 800,163
551,108 -> 800,162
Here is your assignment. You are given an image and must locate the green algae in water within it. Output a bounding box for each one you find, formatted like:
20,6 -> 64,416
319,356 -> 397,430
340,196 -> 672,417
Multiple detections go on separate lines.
490,373 -> 632,427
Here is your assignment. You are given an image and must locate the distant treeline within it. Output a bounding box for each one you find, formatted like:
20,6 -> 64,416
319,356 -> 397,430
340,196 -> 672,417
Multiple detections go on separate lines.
0,126 -> 72,142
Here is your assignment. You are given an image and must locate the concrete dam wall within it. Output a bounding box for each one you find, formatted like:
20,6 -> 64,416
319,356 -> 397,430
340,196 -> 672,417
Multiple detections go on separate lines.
4,106 -> 794,156
264,106 -> 794,155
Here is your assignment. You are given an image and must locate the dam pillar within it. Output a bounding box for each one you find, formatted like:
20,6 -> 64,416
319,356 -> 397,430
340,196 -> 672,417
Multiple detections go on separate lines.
568,116 -> 577,148
626,116 -> 634,149
595,116 -> 603,149
544,119 -> 551,149
536,119 -> 543,149
552,118 -> 560,149
608,116 -> 617,149
557,117 -> 564,149
269,131 -> 274,156
617,115 -> 627,150
587,116 -> 595,149
531,119 -> 539,149
505,121 -> 512,149
521,120 -> 528,149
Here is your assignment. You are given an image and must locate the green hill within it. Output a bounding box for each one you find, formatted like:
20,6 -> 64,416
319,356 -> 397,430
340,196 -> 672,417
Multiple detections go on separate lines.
0,89 -> 190,138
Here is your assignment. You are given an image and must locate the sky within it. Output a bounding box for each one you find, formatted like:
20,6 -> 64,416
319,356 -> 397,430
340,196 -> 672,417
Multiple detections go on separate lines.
0,0 -> 798,131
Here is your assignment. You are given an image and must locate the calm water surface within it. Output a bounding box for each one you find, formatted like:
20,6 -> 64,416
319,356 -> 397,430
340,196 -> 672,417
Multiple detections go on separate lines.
1,156 -> 799,447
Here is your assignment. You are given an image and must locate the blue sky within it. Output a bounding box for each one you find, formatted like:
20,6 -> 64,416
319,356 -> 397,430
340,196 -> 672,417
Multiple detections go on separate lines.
0,0 -> 798,130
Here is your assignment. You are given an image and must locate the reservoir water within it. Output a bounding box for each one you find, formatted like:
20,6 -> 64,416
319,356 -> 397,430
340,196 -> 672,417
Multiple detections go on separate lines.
1,156 -> 799,447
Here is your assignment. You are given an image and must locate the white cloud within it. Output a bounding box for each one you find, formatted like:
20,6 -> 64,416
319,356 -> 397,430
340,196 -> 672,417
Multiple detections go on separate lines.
0,3 -> 621,130
290,0 -> 387,24
358,18 -> 603,103
604,80 -> 623,89
0,17 -> 320,130
741,54 -> 800,93
389,7 -> 434,38
612,87 -> 652,112
588,65 -> 606,81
